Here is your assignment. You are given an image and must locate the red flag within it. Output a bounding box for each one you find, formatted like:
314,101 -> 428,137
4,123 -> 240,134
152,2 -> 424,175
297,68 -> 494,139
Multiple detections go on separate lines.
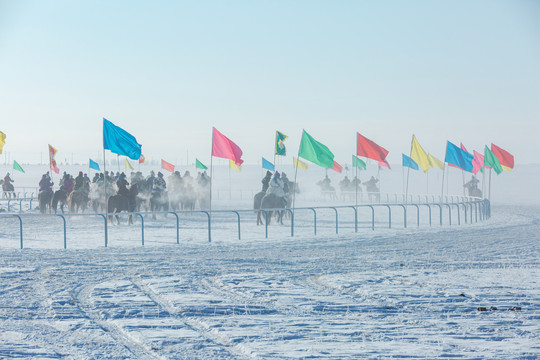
48,144 -> 60,174
161,159 -> 175,172
139,154 -> 146,164
491,143 -> 514,170
331,160 -> 343,173
212,127 -> 243,166
357,133 -> 389,162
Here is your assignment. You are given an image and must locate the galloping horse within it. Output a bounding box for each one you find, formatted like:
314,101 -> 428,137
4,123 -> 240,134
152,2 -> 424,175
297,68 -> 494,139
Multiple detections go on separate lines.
150,190 -> 169,218
255,193 -> 287,225
363,177 -> 380,203
52,190 -> 68,214
38,190 -> 54,214
107,184 -> 139,224
68,189 -> 89,213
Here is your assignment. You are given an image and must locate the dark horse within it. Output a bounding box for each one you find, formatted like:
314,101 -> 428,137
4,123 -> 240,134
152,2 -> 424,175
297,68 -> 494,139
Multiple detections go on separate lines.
38,190 -> 54,214
150,190 -> 169,219
254,191 -> 266,225
260,193 -> 287,225
52,190 -> 68,214
107,184 -> 138,225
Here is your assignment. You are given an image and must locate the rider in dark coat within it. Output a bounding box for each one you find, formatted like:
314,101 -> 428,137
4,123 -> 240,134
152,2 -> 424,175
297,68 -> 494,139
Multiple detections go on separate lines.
39,174 -> 54,193
261,171 -> 272,192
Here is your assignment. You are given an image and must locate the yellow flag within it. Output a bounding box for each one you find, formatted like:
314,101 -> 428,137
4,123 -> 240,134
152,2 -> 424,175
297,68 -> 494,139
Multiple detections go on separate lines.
293,157 -> 308,170
126,158 -> 134,170
0,131 -> 6,154
229,159 -> 242,172
410,135 -> 431,172
428,153 -> 444,170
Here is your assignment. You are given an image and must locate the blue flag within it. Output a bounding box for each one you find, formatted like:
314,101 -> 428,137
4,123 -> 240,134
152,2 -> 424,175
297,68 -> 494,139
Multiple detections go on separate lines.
445,141 -> 473,172
402,154 -> 419,170
262,157 -> 275,171
89,158 -> 100,171
103,118 -> 142,160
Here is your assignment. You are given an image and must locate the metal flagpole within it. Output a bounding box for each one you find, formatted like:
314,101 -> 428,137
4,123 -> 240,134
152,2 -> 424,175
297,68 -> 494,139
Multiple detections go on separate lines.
441,142 -> 448,202
488,168 -> 492,201
209,127 -> 214,242
405,136 -> 413,204
291,131 -> 303,217
355,156 -> 358,209
102,119 -> 108,246
273,131 -> 277,172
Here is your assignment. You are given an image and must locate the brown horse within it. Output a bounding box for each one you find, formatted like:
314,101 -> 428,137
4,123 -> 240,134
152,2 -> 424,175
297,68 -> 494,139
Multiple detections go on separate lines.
107,184 -> 138,224
38,190 -> 54,214
68,189 -> 89,213
52,190 -> 68,214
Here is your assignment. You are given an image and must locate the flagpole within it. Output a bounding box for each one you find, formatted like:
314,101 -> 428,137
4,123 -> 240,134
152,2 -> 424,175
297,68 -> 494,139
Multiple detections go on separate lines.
355,156 -> 358,210
273,131 -> 277,172
405,136 -> 414,204
102,119 -> 108,245
488,168 -> 492,201
209,128 -> 214,242
291,131 -> 302,218
441,142 -> 448,202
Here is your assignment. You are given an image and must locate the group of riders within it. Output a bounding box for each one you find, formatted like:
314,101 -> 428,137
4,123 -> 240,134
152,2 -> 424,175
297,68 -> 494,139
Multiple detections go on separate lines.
34,169 -> 212,214
316,174 -> 381,201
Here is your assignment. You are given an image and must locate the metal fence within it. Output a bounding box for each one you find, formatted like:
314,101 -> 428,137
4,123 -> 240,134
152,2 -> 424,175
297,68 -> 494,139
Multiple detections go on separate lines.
0,198 -> 490,249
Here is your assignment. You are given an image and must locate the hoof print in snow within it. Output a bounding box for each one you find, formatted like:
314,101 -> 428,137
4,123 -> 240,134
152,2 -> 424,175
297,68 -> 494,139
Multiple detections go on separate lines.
508,306 -> 522,311
459,293 -> 465,297
477,307 -> 487,311
490,306 -> 498,311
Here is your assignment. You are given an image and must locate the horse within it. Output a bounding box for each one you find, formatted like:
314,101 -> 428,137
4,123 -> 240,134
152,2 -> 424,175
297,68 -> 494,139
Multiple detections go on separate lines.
68,189 -> 89,213
38,190 -> 54,214
464,179 -> 482,198
1,181 -> 16,199
107,184 -> 138,225
52,190 -> 68,214
150,190 -> 169,218
180,184 -> 197,211
254,191 -> 266,225
363,178 -> 380,203
260,193 -> 287,225
89,182 -> 106,212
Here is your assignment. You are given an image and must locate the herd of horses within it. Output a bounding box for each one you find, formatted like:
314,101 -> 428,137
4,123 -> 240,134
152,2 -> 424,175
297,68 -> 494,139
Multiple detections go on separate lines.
37,180 -> 210,224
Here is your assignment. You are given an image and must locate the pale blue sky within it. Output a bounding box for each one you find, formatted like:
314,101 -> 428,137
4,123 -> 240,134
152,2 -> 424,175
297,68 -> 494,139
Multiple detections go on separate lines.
0,0 -> 538,165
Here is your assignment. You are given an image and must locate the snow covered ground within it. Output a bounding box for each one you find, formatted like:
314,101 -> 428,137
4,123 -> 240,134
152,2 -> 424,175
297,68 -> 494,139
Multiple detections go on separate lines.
0,165 -> 538,358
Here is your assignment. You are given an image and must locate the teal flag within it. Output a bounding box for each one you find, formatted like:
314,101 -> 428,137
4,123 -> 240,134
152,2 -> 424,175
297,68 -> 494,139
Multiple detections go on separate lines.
352,155 -> 366,169
298,130 -> 334,168
103,118 -> 142,160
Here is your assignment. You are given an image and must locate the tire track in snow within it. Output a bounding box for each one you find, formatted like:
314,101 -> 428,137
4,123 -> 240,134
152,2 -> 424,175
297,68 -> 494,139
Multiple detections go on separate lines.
131,276 -> 260,360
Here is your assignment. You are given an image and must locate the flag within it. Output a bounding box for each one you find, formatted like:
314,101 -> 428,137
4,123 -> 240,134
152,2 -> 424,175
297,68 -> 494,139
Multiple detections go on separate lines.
427,154 -> 444,170
139,154 -> 146,164
196,158 -> 208,170
126,158 -> 134,170
275,131 -> 288,156
472,150 -> 484,174
298,130 -> 334,168
352,155 -> 366,169
402,154 -> 419,170
410,135 -> 431,172
491,144 -> 514,172
13,160 -> 24,173
484,146 -> 503,175
379,160 -> 392,169
0,131 -> 6,154
262,157 -> 275,171
445,141 -> 473,172
89,159 -> 100,171
49,144 -> 60,174
293,157 -> 308,170
229,159 -> 242,172
212,127 -> 243,166
357,132 -> 389,162
103,118 -> 142,160
332,161 -> 343,173
161,159 -> 175,172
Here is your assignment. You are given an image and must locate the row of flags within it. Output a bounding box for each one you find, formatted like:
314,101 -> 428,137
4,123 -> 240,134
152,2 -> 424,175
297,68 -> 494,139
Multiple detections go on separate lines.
0,121 -> 515,179
0,131 -> 25,173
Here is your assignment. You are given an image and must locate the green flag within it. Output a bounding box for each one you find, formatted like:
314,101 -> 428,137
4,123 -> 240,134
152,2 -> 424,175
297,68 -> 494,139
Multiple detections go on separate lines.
484,146 -> 503,175
13,160 -> 25,173
352,155 -> 366,169
298,130 -> 334,168
196,158 -> 208,170
275,131 -> 288,156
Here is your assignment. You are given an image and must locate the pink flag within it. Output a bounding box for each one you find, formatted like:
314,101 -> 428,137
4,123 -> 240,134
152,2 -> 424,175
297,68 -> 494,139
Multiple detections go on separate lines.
472,150 -> 484,174
161,159 -> 175,172
211,127 -> 244,166
379,159 -> 391,169
331,161 -> 343,173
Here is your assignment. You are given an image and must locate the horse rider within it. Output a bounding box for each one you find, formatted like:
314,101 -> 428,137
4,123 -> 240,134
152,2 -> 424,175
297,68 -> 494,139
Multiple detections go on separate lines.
266,171 -> 286,199
339,176 -> 351,192
183,171 -> 194,186
116,173 -> 130,197
281,172 -> 291,194
3,172 -> 14,190
153,172 -> 167,193
60,173 -> 74,194
145,171 -> 156,192
261,170 -> 272,192
39,174 -> 54,194
198,171 -> 210,188
320,175 -> 331,191
364,176 -> 379,191
351,176 -> 361,191
74,171 -> 85,191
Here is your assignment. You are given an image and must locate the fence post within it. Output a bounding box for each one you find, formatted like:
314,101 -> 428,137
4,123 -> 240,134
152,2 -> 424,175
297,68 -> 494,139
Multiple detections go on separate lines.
135,213 -> 144,246
231,210 -> 241,240
433,204 -> 442,226
367,205 -> 375,230
330,207 -> 338,234
412,204 -> 419,227
57,214 -> 67,249
169,212 -> 180,244
96,214 -> 108,247
383,205 -> 392,229
309,208 -> 317,235
445,204 -> 452,225
12,215 -> 23,249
